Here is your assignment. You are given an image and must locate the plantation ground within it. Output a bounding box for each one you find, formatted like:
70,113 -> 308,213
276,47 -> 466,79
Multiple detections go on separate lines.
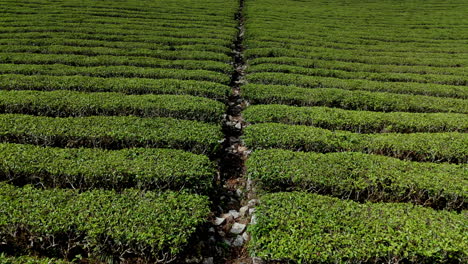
0,0 -> 466,263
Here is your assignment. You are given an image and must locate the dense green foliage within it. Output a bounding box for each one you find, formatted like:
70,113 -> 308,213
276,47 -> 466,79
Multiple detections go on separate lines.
249,57 -> 467,81
0,74 -> 230,100
244,123 -> 467,163
247,70 -> 467,94
249,192 -> 467,263
0,0 -> 238,262
247,63 -> 467,86
0,254 -> 69,264
0,64 -> 230,84
0,143 -> 215,192
1,0 -> 467,262
0,114 -> 221,154
247,149 -> 467,209
0,90 -> 225,122
244,0 -> 468,262
244,104 -> 467,133
0,53 -> 232,73
0,183 -> 210,261
243,84 -> 468,114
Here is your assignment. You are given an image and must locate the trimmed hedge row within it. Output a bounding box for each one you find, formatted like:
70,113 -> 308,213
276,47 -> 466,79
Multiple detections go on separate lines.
249,192 -> 467,263
0,45 -> 231,62
0,183 -> 210,262
246,39 -> 468,57
243,123 -> 467,163
0,63 -> 230,84
247,149 -> 467,209
243,84 -> 468,114
0,37 -> 232,54
0,254 -> 69,264
0,32 -> 232,47
246,41 -> 468,61
0,143 -> 214,192
0,74 -> 230,100
0,52 -> 232,73
0,90 -> 225,123
247,72 -> 468,98
248,63 -> 468,86
249,57 -> 468,80
243,105 -> 467,133
245,47 -> 467,67
0,114 -> 222,154
0,24 -> 234,40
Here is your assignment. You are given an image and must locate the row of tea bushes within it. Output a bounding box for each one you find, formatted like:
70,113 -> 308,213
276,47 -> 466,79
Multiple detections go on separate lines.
0,74 -> 231,100
0,143 -> 215,193
243,84 -> 468,113
243,123 -> 467,163
244,104 -> 467,133
0,90 -> 225,123
0,114 -> 222,155
249,192 -> 467,263
247,149 -> 466,209
0,183 -> 210,262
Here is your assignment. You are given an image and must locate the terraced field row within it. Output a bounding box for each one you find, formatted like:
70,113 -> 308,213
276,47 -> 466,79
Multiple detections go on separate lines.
242,0 -> 468,263
0,0 -> 237,262
0,0 -> 467,263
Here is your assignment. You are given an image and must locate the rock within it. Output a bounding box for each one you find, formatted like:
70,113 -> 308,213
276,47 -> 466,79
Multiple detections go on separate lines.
209,236 -> 216,243
185,256 -> 202,263
221,213 -> 233,222
229,209 -> 240,219
235,122 -> 242,129
214,217 -> 225,226
232,235 -> 244,247
236,188 -> 243,197
242,232 -> 249,241
223,238 -> 231,246
251,214 -> 257,225
230,222 -> 246,234
208,227 -> 215,233
239,205 -> 249,217
203,257 -> 214,264
252,257 -> 265,264
248,208 -> 256,215
219,231 -> 225,236
248,199 -> 259,207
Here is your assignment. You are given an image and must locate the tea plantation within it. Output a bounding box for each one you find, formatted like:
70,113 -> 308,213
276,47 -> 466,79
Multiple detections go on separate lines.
0,0 -> 466,263
0,0 -> 235,262
243,0 -> 467,263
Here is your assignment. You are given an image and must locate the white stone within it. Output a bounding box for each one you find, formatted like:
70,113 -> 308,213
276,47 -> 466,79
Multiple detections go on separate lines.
221,213 -> 233,222
214,217 -> 225,226
186,257 -> 202,263
229,210 -> 240,219
223,238 -> 231,246
230,222 -> 246,234
236,188 -> 243,197
248,199 -> 258,207
203,257 -> 214,264
235,122 -> 242,129
242,232 -> 249,241
252,257 -> 264,264
248,208 -> 256,215
239,205 -> 249,217
232,235 -> 244,247
208,227 -> 215,233
251,214 -> 257,225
